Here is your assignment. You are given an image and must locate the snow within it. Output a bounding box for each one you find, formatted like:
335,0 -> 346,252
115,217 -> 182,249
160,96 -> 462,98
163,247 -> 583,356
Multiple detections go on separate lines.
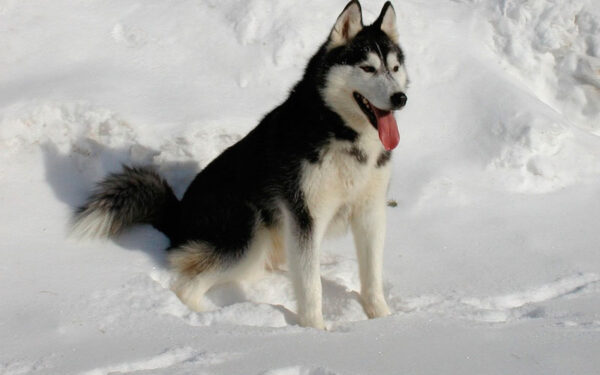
1,0 -> 600,374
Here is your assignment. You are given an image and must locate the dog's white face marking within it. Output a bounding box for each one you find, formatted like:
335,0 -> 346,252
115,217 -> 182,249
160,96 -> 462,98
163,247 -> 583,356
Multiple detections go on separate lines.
386,53 -> 408,91
321,50 -> 407,134
355,51 -> 404,110
365,52 -> 383,71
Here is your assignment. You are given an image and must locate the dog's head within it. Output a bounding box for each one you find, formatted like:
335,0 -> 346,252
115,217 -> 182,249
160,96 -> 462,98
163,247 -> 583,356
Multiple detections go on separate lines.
320,1 -> 408,150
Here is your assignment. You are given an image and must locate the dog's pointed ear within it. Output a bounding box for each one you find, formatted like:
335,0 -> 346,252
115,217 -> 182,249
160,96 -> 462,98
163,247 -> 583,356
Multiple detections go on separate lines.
328,0 -> 363,48
375,1 -> 399,43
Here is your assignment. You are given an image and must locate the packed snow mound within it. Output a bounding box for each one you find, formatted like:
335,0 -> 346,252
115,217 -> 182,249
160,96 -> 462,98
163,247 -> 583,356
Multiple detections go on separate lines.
0,101 -> 245,198
387,0 -> 600,196
485,0 -> 600,131
488,110 -> 600,193
480,0 -> 600,192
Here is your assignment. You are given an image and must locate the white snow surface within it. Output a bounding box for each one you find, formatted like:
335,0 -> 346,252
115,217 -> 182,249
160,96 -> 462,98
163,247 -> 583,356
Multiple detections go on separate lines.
1,0 -> 600,374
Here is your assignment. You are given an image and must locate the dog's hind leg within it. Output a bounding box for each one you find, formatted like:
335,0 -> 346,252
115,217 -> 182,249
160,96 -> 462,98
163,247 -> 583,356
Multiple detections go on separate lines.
266,226 -> 286,271
172,273 -> 217,312
168,241 -> 221,312
168,230 -> 272,311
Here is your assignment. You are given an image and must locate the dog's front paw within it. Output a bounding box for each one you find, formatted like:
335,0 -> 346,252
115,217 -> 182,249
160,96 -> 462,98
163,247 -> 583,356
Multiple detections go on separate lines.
297,311 -> 325,329
362,295 -> 391,319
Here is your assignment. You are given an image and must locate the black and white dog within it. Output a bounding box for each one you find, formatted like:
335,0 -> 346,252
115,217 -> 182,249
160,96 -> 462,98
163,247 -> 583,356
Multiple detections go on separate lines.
73,0 -> 408,329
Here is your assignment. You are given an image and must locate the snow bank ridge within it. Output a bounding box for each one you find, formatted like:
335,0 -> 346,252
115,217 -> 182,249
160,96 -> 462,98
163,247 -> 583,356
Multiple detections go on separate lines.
79,347 -> 225,375
489,0 -> 600,130
399,273 -> 600,324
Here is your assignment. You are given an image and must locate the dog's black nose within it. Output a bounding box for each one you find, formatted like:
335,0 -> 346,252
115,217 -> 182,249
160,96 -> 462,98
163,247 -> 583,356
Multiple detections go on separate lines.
390,92 -> 407,108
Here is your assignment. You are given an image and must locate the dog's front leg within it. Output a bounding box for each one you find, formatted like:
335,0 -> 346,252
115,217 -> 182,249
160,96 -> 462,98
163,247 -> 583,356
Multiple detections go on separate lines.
351,196 -> 391,319
285,214 -> 326,329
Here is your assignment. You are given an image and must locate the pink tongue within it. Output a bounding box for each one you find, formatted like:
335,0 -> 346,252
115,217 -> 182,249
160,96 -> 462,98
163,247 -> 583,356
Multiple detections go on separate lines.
374,109 -> 400,150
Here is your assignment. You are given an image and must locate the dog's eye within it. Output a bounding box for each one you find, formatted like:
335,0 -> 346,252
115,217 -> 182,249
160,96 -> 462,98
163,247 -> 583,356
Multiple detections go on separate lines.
360,66 -> 376,73
393,65 -> 399,72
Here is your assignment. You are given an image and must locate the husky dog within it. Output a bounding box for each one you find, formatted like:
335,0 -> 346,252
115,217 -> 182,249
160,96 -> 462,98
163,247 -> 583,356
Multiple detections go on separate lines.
73,0 -> 408,329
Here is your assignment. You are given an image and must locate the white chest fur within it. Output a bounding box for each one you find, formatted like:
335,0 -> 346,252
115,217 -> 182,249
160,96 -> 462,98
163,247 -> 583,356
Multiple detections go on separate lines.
300,134 -> 391,228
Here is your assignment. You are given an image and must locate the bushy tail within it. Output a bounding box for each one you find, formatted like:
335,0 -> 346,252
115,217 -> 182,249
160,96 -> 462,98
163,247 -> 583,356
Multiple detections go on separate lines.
71,165 -> 180,242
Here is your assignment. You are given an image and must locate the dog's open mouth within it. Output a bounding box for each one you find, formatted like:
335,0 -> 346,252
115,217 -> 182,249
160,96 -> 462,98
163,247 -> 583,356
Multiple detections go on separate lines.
353,92 -> 400,151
